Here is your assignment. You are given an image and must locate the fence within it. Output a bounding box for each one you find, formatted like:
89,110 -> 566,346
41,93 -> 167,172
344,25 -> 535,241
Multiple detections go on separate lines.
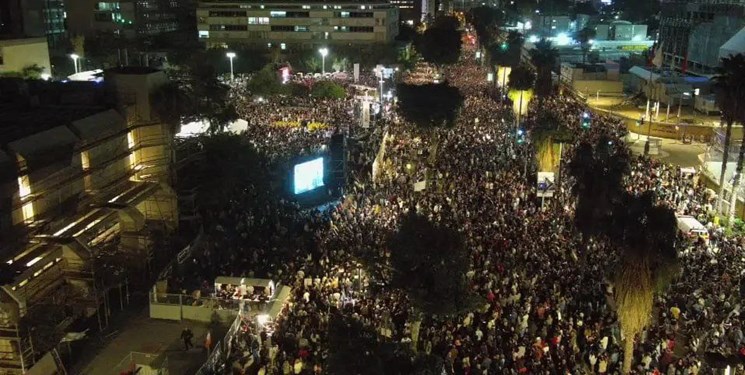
112,351 -> 169,375
194,309 -> 246,375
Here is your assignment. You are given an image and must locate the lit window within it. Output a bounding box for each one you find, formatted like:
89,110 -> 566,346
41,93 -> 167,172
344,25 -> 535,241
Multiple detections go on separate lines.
281,43 -> 286,50
302,5 -> 311,9
198,30 -> 210,38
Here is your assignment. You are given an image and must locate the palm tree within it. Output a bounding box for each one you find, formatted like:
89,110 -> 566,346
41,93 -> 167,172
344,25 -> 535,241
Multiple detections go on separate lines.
529,38 -> 559,97
575,27 -> 596,64
505,30 -> 524,67
715,53 -> 745,226
508,65 -> 535,124
714,54 -> 745,218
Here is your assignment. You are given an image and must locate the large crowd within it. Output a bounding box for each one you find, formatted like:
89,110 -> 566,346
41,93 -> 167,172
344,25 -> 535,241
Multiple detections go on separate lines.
173,31 -> 745,375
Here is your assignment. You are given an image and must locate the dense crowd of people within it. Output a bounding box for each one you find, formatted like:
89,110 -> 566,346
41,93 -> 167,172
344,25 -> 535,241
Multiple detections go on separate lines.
172,30 -> 745,375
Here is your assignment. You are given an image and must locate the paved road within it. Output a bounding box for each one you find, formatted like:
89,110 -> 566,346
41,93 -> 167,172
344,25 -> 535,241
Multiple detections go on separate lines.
626,134 -> 707,168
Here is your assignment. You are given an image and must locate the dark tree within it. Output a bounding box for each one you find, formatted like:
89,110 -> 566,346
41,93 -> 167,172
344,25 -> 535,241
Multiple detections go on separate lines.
529,39 -> 559,97
310,80 -> 346,99
186,62 -> 239,133
247,64 -> 287,97
468,6 -> 503,46
388,211 -> 473,315
507,64 -> 535,91
567,135 -> 631,238
151,81 -> 190,133
416,16 -> 462,66
396,82 -> 464,128
327,313 -> 385,375
575,27 -> 596,64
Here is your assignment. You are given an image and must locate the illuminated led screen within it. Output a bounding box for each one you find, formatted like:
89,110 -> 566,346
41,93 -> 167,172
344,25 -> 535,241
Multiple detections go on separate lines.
293,158 -> 325,195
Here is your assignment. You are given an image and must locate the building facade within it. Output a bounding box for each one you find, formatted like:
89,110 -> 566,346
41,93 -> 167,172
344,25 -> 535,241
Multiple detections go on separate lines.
0,68 -> 178,374
66,0 -> 182,38
659,0 -> 745,73
0,38 -> 52,77
196,0 -> 399,48
0,0 -> 66,47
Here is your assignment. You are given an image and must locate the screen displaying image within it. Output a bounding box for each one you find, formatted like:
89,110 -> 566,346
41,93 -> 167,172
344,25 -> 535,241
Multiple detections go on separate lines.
293,158 -> 325,195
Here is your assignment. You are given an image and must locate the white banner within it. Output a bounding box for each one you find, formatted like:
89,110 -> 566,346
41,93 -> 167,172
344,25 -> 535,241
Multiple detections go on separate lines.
536,172 -> 555,198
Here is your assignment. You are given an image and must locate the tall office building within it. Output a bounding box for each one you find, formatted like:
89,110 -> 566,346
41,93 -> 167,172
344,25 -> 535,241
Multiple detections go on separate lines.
196,0 -> 399,48
0,0 -> 66,47
659,0 -> 745,73
66,0 -> 184,38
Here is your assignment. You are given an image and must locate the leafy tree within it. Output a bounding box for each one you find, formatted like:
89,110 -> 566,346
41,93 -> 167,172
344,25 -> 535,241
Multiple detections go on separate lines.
396,82 -> 464,128
310,81 -> 346,99
529,38 -> 559,97
416,16 -> 462,66
328,313 -> 385,375
0,64 -> 45,80
302,56 -> 321,73
575,27 -> 596,64
468,6 -> 503,46
530,109 -> 574,172
388,211 -> 474,315
287,82 -> 310,97
490,31 -> 524,67
507,64 -> 535,91
713,54 -> 745,216
151,81 -> 191,133
247,64 -> 287,97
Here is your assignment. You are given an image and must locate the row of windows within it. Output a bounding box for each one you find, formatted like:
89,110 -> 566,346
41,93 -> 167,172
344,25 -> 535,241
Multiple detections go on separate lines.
208,11 -> 375,19
269,25 -> 373,32
205,4 -> 387,10
210,24 -> 249,31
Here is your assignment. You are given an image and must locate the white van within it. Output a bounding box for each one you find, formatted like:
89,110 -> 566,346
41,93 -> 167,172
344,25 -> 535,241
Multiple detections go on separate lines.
676,215 -> 709,243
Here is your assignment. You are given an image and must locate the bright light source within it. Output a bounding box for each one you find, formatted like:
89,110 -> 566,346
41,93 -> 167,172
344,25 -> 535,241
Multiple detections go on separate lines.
524,21 -> 532,30
257,314 -> 270,326
318,47 -> 328,57
588,39 -> 595,45
517,129 -> 524,135
41,73 -> 51,80
26,257 -> 42,267
632,35 -> 643,42
70,53 -> 79,60
226,52 -> 236,58
555,33 -> 571,46
528,35 -> 539,43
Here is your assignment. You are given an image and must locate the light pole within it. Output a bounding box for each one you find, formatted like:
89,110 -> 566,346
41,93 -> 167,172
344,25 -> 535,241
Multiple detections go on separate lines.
318,47 -> 328,75
226,52 -> 236,82
70,54 -> 80,74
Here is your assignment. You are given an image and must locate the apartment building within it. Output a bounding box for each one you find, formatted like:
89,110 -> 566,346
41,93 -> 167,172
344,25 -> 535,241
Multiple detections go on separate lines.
196,0 -> 399,48
0,0 -> 67,47
659,0 -> 745,73
66,0 -> 183,38
0,67 -> 178,374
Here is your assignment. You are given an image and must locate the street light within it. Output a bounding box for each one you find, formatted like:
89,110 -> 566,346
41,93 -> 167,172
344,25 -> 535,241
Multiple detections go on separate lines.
226,52 -> 236,82
70,53 -> 80,74
318,47 -> 328,75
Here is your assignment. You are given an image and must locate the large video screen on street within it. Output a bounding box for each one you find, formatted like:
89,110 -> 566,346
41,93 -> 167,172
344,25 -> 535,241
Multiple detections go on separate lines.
293,157 -> 325,195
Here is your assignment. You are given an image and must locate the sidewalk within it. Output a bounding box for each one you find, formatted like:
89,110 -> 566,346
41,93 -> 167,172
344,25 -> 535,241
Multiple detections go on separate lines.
625,134 -> 707,168
589,99 -> 722,128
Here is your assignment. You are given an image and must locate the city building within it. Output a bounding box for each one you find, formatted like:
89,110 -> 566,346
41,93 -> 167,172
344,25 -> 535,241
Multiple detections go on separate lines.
560,62 -> 624,98
659,0 -> 745,73
685,16 -> 745,74
0,67 -> 178,374
196,0 -> 400,49
0,0 -> 66,47
66,0 -> 183,38
0,38 -> 52,77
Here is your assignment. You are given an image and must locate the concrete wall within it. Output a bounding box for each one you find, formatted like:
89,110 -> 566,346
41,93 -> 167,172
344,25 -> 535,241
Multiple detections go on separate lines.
0,38 -> 51,76
572,80 -> 624,97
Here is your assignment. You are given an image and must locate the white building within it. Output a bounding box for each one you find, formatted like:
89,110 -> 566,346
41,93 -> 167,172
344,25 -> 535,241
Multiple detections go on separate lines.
197,0 -> 400,48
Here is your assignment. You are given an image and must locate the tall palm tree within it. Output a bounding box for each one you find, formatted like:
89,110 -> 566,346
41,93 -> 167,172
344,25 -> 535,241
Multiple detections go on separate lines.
506,30 -> 524,67
715,54 -> 745,226
575,27 -> 596,64
714,54 -> 745,216
529,38 -> 559,97
508,65 -> 535,124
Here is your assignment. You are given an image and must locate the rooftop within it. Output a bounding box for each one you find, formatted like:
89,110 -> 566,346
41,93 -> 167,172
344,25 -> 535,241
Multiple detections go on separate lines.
0,79 -> 112,144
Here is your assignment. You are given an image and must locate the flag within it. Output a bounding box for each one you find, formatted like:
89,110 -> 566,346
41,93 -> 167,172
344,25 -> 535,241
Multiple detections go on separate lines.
652,42 -> 664,68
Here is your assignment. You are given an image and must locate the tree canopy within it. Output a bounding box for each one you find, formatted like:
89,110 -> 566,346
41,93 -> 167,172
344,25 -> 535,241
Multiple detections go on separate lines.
388,211 -> 473,315
247,64 -> 287,97
310,80 -> 346,99
508,65 -> 535,91
416,16 -> 462,66
327,313 -> 385,375
529,38 -> 559,97
396,82 -> 464,128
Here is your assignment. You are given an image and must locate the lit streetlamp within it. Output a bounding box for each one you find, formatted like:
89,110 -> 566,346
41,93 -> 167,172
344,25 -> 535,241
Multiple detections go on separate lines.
318,47 -> 328,75
70,53 -> 80,74
226,52 -> 236,82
